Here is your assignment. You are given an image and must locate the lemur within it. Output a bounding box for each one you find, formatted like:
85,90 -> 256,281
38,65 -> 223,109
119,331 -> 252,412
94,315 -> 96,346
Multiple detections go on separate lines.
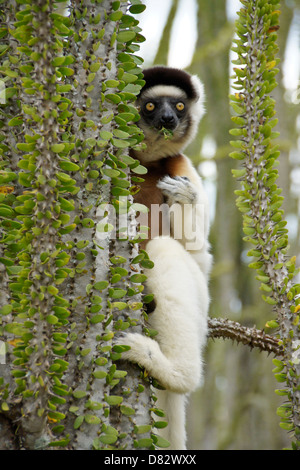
116,66 -> 212,450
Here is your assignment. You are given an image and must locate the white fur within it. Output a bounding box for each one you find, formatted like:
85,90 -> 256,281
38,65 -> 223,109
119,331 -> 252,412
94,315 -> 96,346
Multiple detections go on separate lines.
142,85 -> 187,100
117,235 -> 210,449
155,390 -> 188,450
116,72 -> 211,450
116,172 -> 211,449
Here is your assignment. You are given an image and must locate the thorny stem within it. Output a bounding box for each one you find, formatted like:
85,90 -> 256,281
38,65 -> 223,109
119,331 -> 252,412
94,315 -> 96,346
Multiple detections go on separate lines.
208,317 -> 283,357
232,1 -> 300,445
245,6 -> 300,444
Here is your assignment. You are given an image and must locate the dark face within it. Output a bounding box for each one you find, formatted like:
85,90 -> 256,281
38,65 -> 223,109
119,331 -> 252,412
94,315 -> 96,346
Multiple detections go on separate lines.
139,97 -> 187,132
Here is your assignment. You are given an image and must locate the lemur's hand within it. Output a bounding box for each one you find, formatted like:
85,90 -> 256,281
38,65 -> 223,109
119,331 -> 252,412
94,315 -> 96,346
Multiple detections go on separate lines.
157,176 -> 198,205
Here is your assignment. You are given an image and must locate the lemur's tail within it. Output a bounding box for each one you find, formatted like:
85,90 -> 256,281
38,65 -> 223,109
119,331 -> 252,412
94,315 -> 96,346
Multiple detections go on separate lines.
153,389 -> 187,450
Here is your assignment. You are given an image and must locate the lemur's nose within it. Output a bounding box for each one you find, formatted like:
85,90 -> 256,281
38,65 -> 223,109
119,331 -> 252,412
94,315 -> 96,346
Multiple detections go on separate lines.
161,113 -> 175,125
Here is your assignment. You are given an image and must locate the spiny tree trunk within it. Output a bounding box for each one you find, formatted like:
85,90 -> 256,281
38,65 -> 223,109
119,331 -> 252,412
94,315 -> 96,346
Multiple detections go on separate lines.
0,0 -> 156,450
230,0 -> 300,448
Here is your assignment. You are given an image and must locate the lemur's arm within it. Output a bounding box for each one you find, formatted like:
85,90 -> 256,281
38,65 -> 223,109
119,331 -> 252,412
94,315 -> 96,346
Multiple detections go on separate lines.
158,158 -> 212,277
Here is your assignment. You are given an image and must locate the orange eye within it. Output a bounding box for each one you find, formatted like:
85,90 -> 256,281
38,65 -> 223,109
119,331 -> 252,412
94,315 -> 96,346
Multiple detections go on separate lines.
145,102 -> 155,111
176,102 -> 185,111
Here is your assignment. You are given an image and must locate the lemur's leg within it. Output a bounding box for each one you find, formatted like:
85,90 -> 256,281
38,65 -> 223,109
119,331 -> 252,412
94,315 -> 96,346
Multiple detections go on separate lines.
116,237 -> 209,394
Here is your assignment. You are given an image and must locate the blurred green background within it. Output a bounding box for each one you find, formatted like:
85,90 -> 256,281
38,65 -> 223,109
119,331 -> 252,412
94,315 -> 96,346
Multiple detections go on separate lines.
136,0 -> 300,449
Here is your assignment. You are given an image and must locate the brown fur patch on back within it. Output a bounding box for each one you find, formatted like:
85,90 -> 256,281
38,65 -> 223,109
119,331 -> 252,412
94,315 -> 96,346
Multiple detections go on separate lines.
133,154 -> 196,249
166,154 -> 198,184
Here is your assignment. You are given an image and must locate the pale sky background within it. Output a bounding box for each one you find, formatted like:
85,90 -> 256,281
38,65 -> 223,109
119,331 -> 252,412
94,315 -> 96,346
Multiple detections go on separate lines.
135,0 -> 300,245
137,0 -> 300,91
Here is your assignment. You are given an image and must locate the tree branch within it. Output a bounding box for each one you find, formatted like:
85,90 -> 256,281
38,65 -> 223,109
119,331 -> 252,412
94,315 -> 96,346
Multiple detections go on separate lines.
208,317 -> 283,357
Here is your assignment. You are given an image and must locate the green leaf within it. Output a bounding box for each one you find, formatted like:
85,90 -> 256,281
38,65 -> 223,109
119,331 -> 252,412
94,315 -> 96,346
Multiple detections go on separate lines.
134,438 -> 153,449
59,161 -> 80,171
231,169 -> 246,178
134,425 -> 152,434
153,421 -> 168,429
105,93 -> 122,104
109,288 -> 127,299
141,259 -> 154,269
58,67 -> 74,76
1,402 -> 9,412
150,407 -> 166,417
117,31 -> 136,43
47,285 -> 59,295
279,422 -> 293,431
5,323 -> 28,336
262,295 -> 278,306
48,437 -> 70,447
105,395 -> 123,406
51,143 -> 65,153
105,79 -> 119,88
112,344 -> 131,353
116,112 -> 136,123
151,434 -> 170,448
122,73 -> 138,84
131,164 -> 147,175
99,130 -> 113,140
48,411 -> 66,422
120,405 -> 135,415
275,389 -> 288,397
274,373 -> 286,383
229,151 -> 244,160
110,10 -> 123,21
46,314 -> 59,325
8,116 -> 23,126
90,314 -> 105,324
0,206 -> 14,218
57,84 -> 72,93
131,203 -> 148,213
103,168 -> 120,178
110,256 -> 127,265
130,274 -> 147,283
111,138 -> 130,148
58,197 -> 75,211
94,281 -> 109,291
73,390 -> 87,399
231,103 -> 245,114
99,434 -> 118,445
16,142 -> 36,152
93,370 -> 107,379
230,139 -> 245,149
265,320 -> 279,329
129,4 -> 147,14
113,370 -> 127,379
52,56 -> 66,66
111,302 -> 127,310
0,304 -> 12,316
74,415 -> 84,429
85,414 -> 101,425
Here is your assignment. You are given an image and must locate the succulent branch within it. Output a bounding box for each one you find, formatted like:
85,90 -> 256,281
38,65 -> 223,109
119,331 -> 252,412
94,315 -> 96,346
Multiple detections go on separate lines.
0,0 -> 155,451
230,0 -> 300,448
208,317 -> 283,357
